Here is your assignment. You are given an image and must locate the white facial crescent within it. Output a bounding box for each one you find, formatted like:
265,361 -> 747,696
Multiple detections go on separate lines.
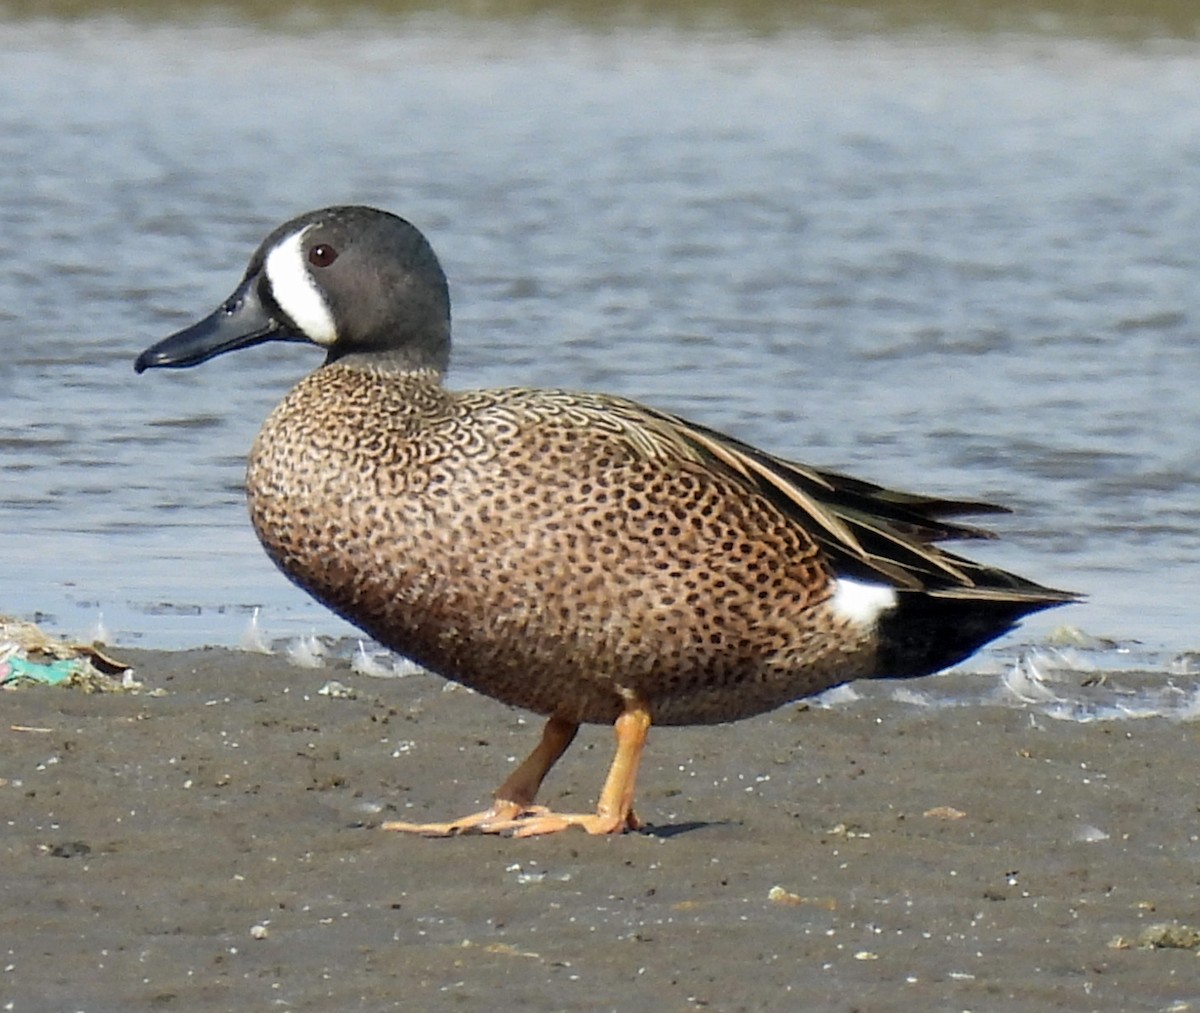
264,226 -> 339,346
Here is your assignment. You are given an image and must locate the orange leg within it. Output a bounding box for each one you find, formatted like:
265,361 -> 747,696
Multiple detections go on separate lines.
381,714 -> 578,836
381,698 -> 652,838
508,698 -> 650,838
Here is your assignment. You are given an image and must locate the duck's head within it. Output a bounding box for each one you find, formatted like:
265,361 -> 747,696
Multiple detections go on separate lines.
134,206 -> 450,375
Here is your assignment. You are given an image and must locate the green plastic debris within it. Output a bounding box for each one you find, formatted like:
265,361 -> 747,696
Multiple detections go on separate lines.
1,616 -> 135,692
1,656 -> 81,686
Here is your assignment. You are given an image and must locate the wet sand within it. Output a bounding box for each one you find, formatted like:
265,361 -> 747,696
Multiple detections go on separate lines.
4,648 -> 1199,1011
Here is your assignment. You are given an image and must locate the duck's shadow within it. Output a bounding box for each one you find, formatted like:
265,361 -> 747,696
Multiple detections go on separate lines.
351,817 -> 733,839
638,819 -> 736,839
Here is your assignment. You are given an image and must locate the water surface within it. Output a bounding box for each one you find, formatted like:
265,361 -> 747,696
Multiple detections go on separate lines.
1,8 -> 1197,667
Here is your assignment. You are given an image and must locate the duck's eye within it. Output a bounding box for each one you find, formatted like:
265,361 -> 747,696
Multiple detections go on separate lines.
308,244 -> 338,268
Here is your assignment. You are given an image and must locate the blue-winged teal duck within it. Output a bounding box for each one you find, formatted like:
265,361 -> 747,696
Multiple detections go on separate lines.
136,206 -> 1078,837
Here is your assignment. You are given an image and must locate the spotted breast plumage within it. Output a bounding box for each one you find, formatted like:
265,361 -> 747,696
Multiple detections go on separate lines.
135,205 -> 1078,837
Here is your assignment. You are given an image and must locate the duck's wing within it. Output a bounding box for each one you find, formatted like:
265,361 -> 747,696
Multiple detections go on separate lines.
621,403 -> 1079,605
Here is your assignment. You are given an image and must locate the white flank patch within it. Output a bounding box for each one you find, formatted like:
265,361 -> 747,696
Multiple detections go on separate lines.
829,577 -> 898,626
264,226 -> 338,346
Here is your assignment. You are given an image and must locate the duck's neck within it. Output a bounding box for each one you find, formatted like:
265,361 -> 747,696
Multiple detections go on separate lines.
324,347 -> 449,379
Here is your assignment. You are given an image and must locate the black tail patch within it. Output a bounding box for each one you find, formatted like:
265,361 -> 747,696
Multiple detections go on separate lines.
876,592 -> 1062,679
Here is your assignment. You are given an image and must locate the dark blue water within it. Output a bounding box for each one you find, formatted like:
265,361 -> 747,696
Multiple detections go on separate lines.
2,16 -> 1197,668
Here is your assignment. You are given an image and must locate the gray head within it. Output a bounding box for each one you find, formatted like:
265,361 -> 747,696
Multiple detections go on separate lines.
134,206 -> 451,375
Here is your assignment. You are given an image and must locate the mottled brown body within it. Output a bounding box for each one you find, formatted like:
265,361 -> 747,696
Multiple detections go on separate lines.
247,362 -> 877,726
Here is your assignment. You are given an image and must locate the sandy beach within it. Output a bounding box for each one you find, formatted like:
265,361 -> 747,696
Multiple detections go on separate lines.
4,646 -> 1199,1011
